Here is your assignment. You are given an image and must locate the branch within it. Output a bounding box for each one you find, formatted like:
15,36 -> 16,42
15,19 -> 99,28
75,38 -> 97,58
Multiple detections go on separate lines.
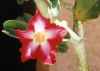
72,20 -> 89,71
34,0 -> 49,18
54,19 -> 81,42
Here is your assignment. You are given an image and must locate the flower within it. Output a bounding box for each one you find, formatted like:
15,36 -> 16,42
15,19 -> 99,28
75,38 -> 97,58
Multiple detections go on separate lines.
16,10 -> 67,65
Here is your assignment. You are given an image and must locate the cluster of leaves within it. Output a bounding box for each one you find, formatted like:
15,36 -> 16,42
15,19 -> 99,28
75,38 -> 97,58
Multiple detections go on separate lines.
74,0 -> 100,22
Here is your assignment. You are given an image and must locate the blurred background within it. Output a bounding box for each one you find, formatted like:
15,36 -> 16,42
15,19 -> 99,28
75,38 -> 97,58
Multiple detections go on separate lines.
0,0 -> 36,71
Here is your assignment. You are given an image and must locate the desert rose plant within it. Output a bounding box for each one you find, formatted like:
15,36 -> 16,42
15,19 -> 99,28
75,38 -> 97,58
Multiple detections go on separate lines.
2,0 -> 100,71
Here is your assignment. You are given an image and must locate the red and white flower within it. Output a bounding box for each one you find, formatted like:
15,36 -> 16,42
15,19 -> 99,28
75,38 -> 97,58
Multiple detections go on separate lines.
16,10 -> 67,64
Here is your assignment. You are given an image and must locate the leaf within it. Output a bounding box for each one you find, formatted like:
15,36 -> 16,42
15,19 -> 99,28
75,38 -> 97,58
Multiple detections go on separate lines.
3,20 -> 27,37
49,0 -> 59,8
74,0 -> 100,21
22,13 -> 32,22
17,0 -> 24,5
58,42 -> 69,53
16,0 -> 29,5
16,13 -> 32,22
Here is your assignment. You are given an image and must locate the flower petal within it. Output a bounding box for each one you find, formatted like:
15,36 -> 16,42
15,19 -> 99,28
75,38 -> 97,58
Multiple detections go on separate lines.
20,42 -> 38,62
41,42 -> 56,64
44,56 -> 53,65
27,42 -> 38,57
34,19 -> 45,32
44,50 -> 56,65
28,10 -> 47,32
47,28 -> 66,40
45,22 -> 67,39
41,42 -> 50,56
16,29 -> 33,39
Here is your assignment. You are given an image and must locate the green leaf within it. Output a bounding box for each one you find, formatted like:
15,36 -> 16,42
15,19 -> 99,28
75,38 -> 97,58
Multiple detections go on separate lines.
17,0 -> 24,5
58,42 -> 69,53
22,13 -> 32,22
74,0 -> 100,21
49,0 -> 59,8
16,13 -> 32,22
3,20 -> 27,37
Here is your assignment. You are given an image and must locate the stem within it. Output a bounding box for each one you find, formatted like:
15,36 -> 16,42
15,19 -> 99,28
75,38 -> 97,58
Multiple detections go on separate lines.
54,19 -> 81,41
74,41 -> 89,71
34,0 -> 49,18
73,21 -> 89,71
2,30 -> 17,38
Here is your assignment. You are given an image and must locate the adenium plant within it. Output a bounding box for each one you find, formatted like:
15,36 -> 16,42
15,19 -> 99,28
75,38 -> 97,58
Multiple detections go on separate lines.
2,0 -> 100,71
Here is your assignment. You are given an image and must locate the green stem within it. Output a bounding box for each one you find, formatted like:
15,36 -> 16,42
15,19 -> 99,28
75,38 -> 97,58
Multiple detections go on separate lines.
34,0 -> 49,18
73,21 -> 89,71
74,40 -> 89,71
